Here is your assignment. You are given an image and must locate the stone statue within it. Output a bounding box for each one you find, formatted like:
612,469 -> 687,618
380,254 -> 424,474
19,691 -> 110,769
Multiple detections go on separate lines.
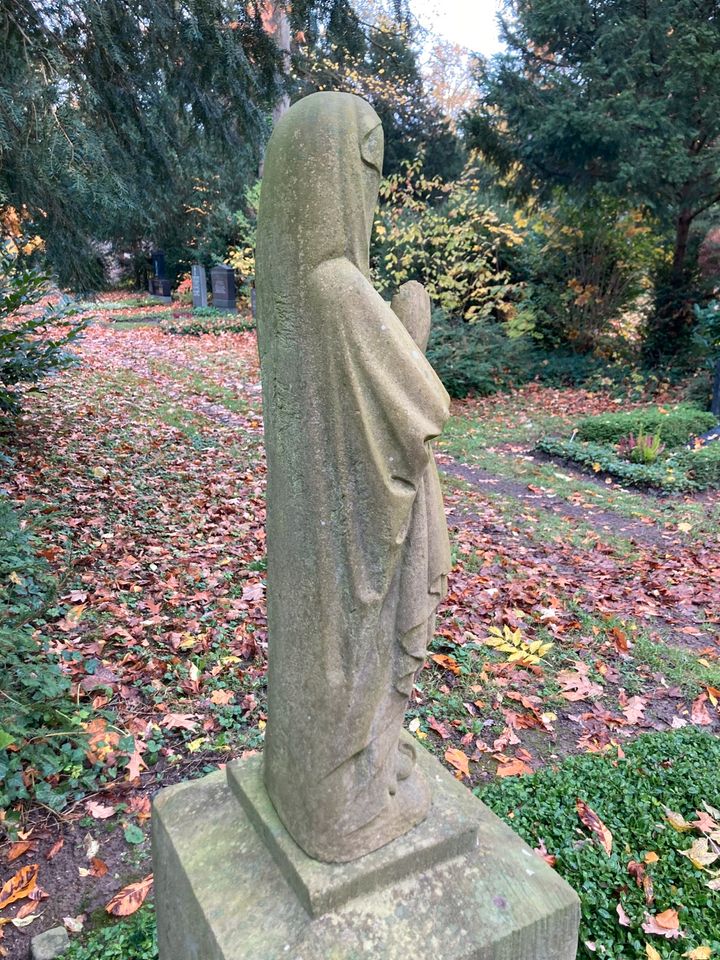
255,91 -> 451,863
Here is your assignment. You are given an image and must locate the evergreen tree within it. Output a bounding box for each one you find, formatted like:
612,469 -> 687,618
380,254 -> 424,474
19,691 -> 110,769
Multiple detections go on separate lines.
464,0 -> 720,347
292,0 -> 464,179
1,0 -> 284,286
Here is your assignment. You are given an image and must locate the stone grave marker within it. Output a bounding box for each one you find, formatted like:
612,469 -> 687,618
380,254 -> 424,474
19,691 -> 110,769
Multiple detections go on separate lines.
153,91 -> 580,960
210,264 -> 237,311
191,263 -> 208,308
148,249 -> 171,301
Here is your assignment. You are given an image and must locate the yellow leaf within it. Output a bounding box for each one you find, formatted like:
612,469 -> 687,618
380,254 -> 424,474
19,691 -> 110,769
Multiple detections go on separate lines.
677,522 -> 692,533
664,807 -> 693,832
646,945 -> 662,960
684,948 -> 712,959
186,737 -> 206,753
592,462 -> 602,473
644,851 -> 660,864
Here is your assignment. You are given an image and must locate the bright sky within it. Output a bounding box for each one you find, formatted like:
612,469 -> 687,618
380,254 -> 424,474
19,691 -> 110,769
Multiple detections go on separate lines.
409,0 -> 505,57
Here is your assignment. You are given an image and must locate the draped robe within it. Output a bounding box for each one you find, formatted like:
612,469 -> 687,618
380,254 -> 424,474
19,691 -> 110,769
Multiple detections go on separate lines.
256,92 -> 452,863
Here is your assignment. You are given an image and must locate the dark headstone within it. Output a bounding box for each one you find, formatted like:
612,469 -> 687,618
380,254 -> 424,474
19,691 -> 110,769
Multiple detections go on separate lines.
712,358 -> 720,419
148,250 -> 171,301
152,250 -> 167,279
191,264 -> 208,309
210,265 -> 237,311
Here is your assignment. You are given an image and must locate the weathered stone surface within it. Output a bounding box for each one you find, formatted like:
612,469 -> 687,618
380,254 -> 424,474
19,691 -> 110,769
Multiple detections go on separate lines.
30,926 -> 70,960
256,89 -> 452,863
153,739 -> 580,960
226,732 -> 478,917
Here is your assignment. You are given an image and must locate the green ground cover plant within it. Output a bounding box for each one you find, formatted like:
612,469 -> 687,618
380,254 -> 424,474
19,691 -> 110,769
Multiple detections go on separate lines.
538,405 -> 720,491
480,729 -> 720,960
575,406 -> 717,448
0,499 -> 107,812
65,906 -> 157,960
160,309 -> 253,336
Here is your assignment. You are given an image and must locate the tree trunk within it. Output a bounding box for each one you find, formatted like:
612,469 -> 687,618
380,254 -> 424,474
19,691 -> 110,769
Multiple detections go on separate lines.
671,208 -> 693,282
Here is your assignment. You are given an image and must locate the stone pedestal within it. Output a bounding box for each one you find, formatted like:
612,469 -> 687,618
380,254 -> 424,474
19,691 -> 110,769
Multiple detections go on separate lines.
152,738 -> 579,960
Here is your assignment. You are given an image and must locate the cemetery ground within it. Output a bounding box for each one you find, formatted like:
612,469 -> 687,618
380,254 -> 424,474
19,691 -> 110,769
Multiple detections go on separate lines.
1,297 -> 720,959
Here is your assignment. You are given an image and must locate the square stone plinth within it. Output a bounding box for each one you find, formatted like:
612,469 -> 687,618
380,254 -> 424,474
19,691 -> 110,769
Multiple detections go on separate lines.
226,734 -> 479,916
152,741 -> 580,960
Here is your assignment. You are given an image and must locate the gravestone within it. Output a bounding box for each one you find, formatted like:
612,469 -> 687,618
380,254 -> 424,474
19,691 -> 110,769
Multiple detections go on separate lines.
148,249 -> 171,301
153,91 -> 580,960
210,264 -> 237,311
191,264 -> 208,308
712,358 -> 720,419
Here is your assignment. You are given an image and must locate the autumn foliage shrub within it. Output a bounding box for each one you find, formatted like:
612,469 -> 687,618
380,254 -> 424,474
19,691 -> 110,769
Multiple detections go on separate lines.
480,728 -> 720,960
371,156 -> 522,322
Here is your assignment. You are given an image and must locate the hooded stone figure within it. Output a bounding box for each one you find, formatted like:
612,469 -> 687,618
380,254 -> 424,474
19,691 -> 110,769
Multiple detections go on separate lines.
256,91 -> 452,863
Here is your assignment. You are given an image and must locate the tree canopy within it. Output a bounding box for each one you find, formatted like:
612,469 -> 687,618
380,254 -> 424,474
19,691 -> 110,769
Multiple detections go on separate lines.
465,0 -> 720,331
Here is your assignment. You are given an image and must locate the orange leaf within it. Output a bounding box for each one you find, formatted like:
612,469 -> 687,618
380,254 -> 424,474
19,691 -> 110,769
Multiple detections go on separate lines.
496,758 -> 532,777
576,799 -> 613,855
0,864 -> 38,911
105,874 -> 153,917
444,747 -> 470,778
642,909 -> 683,939
46,839 -> 64,861
6,842 -> 36,863
430,654 -> 460,675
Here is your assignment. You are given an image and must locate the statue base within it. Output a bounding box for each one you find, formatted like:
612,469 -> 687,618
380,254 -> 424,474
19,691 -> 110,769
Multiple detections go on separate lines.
152,737 -> 580,960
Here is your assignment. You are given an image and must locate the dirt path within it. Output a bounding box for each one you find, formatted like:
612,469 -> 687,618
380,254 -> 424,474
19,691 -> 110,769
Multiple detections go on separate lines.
439,455 -> 674,548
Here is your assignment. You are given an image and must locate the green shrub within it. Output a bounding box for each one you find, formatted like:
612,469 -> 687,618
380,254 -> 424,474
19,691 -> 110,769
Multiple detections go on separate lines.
537,436 -> 686,490
1,241 -> 86,415
537,434 -> 720,492
426,311 -> 520,397
65,906 -> 157,960
427,310 -> 641,399
576,406 -> 716,448
0,499 -> 105,811
161,310 -> 253,336
512,190 -> 662,353
480,728 -> 720,960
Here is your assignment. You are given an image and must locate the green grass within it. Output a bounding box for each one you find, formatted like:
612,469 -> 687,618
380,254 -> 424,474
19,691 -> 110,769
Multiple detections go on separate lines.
441,414 -> 720,539
480,728 -> 720,960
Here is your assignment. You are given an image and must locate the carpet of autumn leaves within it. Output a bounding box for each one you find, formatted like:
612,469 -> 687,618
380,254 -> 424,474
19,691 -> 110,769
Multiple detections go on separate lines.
1,301 -> 719,956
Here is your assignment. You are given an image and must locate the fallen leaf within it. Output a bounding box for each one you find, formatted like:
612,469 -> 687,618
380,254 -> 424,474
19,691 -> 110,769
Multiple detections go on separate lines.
6,842 -> 36,863
46,839 -> 64,861
680,837 -> 719,870
557,662 -> 603,702
444,747 -> 470,778
691,693 -> 712,726
496,757 -> 532,777
683,947 -> 712,959
105,875 -> 153,917
642,908 -> 684,939
427,716 -> 452,739
63,916 -> 84,934
430,653 -> 461,675
644,851 -> 660,864
576,800 -> 613,855
664,807 -> 694,832
646,945 -> 662,960
160,713 -> 198,732
617,902 -> 631,927
534,838 -> 556,867
0,864 -> 38,911
210,689 -> 234,706
85,801 -> 116,820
